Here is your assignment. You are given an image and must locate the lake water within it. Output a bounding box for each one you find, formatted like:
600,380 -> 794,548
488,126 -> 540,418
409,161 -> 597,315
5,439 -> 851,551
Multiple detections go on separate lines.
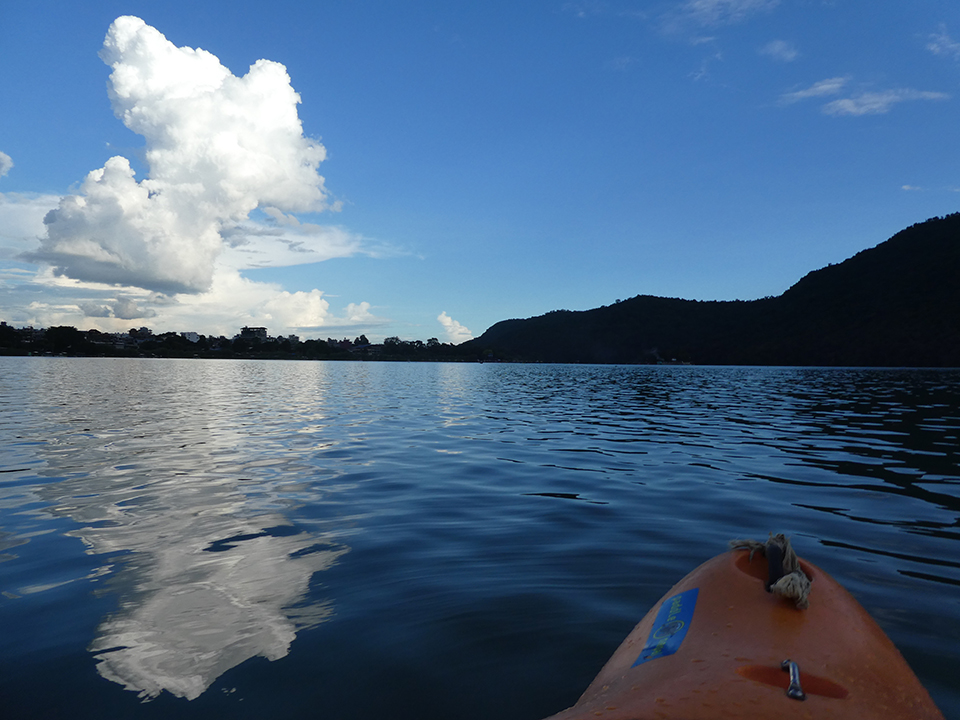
0,358 -> 958,719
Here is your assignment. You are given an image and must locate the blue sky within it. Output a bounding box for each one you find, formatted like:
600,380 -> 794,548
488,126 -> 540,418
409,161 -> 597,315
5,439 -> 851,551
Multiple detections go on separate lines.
1,1 -> 958,343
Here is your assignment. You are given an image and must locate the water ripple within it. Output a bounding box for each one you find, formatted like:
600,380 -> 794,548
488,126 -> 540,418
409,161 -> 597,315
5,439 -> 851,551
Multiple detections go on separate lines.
0,359 -> 958,718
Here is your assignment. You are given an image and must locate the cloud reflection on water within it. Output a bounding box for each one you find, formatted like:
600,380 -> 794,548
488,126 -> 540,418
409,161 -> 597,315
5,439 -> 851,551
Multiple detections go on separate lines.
22,359 -> 348,701
79,510 -> 343,700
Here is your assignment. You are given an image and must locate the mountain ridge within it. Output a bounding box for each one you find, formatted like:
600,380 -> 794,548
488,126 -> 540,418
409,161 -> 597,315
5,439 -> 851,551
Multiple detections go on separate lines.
464,213 -> 960,366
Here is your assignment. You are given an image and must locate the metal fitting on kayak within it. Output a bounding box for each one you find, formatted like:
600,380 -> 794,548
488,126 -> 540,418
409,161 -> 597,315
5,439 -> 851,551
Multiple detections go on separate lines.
781,659 -> 806,700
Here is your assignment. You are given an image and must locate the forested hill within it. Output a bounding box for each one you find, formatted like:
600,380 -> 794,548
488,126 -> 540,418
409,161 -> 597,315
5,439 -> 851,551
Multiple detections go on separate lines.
464,213 -> 960,366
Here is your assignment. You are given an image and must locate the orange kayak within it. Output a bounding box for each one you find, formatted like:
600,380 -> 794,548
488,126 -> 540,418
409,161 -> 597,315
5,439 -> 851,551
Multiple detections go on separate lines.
543,548 -> 944,719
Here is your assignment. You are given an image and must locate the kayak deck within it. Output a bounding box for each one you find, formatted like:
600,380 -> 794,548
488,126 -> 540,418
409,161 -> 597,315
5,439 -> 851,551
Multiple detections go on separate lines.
544,549 -> 944,719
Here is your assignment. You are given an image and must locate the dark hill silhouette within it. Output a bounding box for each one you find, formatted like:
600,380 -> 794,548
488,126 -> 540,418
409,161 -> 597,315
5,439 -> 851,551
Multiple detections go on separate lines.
464,213 -> 960,366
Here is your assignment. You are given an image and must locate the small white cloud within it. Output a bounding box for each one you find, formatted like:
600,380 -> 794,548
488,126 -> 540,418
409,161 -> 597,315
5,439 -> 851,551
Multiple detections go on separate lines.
690,50 -> 723,81
759,39 -> 797,62
901,185 -> 923,191
780,77 -> 949,115
822,89 -> 949,116
77,297 -> 155,320
261,207 -> 301,226
928,24 -> 960,60
437,312 -> 473,344
563,1 -> 607,19
78,302 -> 113,318
0,151 -> 12,178
219,220 -> 364,271
779,77 -> 848,105
678,0 -> 779,27
563,2 -> 648,20
606,56 -> 636,72
113,296 -> 156,320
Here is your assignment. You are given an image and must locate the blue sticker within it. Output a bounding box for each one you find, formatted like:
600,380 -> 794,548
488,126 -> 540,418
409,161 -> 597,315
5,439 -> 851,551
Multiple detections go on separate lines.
632,587 -> 698,667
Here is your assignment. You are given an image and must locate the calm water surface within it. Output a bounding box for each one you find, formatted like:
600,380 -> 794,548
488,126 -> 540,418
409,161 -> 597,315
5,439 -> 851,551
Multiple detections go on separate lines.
1,358 -> 958,718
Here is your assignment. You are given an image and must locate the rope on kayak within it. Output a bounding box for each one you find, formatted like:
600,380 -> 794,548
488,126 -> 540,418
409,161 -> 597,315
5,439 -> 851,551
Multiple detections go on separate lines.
729,533 -> 812,609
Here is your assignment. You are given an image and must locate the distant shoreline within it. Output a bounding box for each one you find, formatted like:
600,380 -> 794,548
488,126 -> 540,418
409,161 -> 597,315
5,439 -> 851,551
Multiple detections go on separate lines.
5,213 -> 958,368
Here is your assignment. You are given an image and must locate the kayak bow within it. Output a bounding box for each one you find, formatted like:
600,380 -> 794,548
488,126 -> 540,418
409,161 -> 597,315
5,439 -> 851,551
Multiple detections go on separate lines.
543,543 -> 944,719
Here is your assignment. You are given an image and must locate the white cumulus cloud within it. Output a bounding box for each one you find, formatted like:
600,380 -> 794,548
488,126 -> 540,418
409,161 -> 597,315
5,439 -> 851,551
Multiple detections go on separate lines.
28,16 -> 344,294
3,16 -> 394,340
0,151 -> 13,178
437,312 -> 473,344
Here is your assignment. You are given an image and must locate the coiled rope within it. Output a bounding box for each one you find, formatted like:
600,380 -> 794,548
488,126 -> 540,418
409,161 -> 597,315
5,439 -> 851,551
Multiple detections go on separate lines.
729,533 -> 812,609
